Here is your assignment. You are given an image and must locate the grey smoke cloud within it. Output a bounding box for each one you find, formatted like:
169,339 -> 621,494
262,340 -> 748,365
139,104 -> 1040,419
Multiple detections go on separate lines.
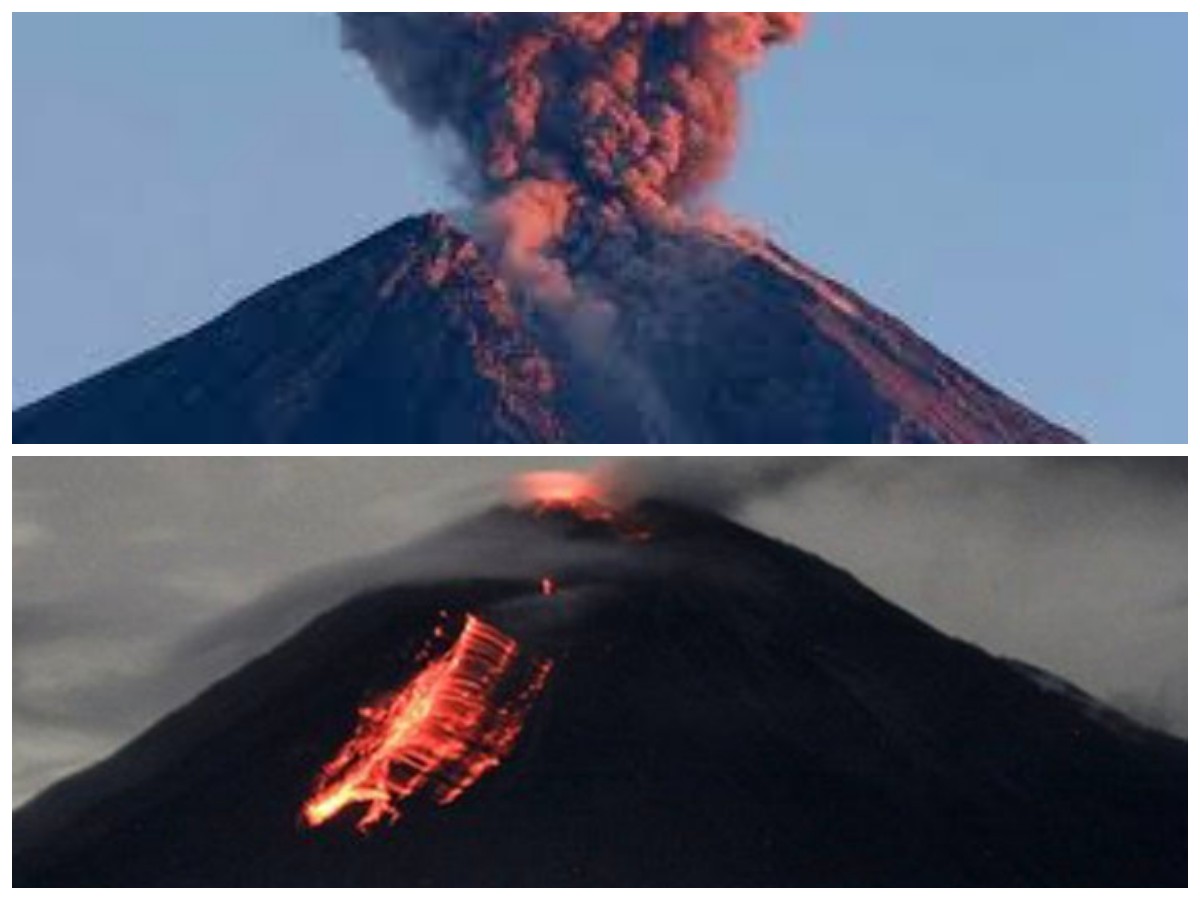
339,14 -> 805,303
737,458 -> 1187,736
341,14 -> 805,215
599,457 -> 836,512
12,457 -> 1185,807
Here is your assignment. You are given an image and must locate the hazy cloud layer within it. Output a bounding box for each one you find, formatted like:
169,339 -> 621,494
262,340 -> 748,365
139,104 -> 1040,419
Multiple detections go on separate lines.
13,457 -> 1185,805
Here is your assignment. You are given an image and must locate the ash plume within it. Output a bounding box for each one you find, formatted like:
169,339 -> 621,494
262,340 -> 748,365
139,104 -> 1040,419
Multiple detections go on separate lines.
340,13 -> 806,296
599,458 -> 835,513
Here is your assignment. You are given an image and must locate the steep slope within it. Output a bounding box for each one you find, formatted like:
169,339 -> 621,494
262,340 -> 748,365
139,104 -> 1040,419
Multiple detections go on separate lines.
556,222 -> 1079,442
13,216 -> 1079,444
13,216 -> 563,444
14,502 -> 1180,886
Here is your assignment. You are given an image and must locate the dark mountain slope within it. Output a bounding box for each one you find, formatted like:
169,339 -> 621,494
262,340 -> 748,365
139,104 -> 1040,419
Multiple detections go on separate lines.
13,502 -> 1179,886
13,216 -> 562,444
13,216 -> 1079,444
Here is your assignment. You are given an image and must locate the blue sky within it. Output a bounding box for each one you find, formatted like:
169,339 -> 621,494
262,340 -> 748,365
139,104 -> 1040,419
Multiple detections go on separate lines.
13,13 -> 1186,442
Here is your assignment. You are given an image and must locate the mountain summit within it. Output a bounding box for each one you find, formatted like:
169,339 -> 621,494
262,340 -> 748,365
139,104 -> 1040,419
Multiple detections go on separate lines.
13,215 -> 1079,444
14,499 -> 1181,886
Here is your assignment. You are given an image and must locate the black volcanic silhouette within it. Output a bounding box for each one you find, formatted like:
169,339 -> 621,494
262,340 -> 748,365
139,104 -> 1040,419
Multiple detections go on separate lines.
13,502 -> 1181,887
13,216 -> 1079,444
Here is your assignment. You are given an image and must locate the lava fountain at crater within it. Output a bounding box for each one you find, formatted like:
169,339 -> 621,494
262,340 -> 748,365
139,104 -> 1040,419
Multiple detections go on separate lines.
514,471 -> 608,511
303,614 -> 552,834
514,470 -> 652,541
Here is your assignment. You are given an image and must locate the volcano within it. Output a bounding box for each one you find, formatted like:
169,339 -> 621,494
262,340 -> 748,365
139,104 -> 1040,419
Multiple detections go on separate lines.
13,215 -> 1080,444
13,498 -> 1181,887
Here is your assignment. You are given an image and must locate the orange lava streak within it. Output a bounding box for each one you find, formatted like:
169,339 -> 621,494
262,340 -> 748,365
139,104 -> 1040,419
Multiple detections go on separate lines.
303,615 -> 552,833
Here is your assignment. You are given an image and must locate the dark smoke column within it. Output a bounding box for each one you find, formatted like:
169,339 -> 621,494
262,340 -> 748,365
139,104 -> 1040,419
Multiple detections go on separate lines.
339,13 -> 806,296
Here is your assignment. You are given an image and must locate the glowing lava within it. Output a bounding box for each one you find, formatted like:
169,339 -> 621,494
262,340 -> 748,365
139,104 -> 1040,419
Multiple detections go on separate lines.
302,614 -> 552,834
514,471 -> 652,541
515,471 -> 607,510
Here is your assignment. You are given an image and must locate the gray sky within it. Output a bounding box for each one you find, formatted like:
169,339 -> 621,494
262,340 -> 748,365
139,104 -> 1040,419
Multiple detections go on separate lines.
13,457 -> 1186,806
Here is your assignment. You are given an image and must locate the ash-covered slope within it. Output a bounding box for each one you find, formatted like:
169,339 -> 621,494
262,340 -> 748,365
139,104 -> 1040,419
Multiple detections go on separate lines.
13,215 -> 1079,444
14,502 -> 1181,887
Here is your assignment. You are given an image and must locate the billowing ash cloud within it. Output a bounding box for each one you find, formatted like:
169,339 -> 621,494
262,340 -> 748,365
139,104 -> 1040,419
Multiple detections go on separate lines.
340,13 -> 805,296
341,13 -> 805,213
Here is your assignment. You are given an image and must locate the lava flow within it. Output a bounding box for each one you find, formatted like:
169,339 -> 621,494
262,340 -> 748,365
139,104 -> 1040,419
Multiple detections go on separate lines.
302,614 -> 552,834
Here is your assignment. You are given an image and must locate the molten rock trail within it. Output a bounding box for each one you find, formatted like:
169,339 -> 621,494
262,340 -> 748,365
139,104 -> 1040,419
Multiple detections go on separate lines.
11,500 -> 1181,885
303,614 -> 553,833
